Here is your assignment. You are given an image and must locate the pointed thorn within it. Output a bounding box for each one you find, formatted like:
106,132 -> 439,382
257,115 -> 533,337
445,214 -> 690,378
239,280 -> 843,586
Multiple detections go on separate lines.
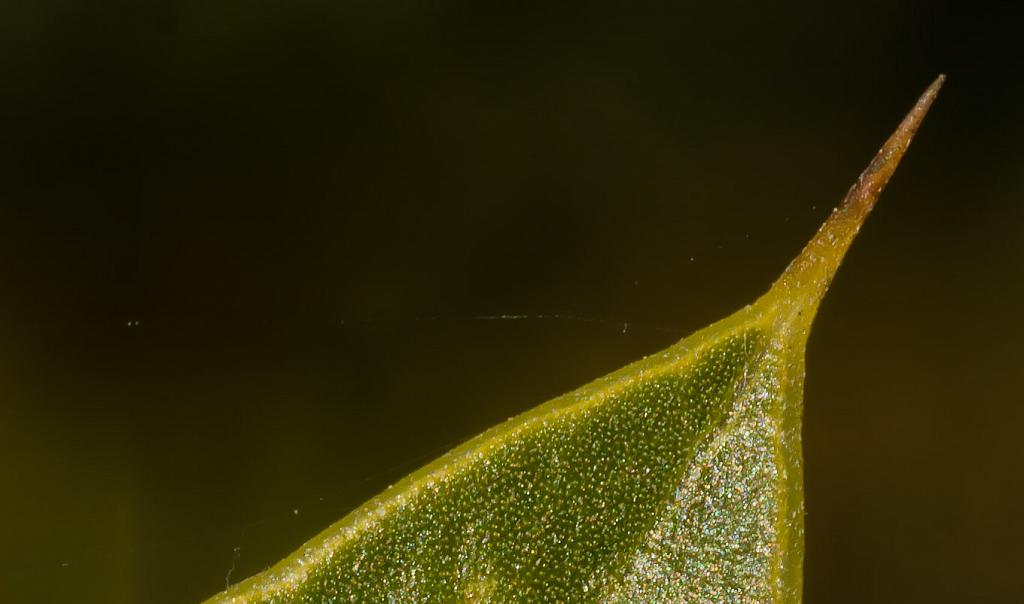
773,75 -> 945,322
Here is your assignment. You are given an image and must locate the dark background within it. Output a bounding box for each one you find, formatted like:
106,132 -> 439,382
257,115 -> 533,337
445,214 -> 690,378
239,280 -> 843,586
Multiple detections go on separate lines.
2,2 -> 1022,602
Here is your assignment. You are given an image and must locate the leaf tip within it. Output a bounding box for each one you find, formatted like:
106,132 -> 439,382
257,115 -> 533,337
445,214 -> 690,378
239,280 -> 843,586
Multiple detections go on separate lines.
771,75 -> 945,323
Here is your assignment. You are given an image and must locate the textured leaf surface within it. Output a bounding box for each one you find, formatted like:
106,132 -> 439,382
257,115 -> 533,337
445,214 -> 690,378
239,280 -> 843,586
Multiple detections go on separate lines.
204,77 -> 942,604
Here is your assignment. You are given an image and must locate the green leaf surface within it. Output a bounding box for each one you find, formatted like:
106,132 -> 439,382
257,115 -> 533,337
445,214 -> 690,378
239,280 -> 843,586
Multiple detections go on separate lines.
204,77 -> 943,604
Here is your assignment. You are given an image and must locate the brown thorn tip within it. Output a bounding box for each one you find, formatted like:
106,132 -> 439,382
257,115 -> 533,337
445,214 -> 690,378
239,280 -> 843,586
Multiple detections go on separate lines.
843,74 -> 946,217
773,75 -> 945,320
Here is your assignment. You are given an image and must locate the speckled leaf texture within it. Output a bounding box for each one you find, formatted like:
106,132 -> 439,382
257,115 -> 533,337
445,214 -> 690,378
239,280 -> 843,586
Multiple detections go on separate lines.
204,77 -> 943,604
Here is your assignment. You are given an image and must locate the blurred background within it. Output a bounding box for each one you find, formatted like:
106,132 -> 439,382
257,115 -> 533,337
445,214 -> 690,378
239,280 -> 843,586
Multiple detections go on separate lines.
2,1 -> 1021,602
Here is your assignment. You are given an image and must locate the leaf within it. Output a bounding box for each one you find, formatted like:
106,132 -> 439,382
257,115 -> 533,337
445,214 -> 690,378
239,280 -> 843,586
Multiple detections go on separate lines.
204,76 -> 943,604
